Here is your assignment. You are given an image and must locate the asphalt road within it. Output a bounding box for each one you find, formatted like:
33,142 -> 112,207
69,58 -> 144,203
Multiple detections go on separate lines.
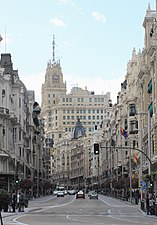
2,194 -> 157,225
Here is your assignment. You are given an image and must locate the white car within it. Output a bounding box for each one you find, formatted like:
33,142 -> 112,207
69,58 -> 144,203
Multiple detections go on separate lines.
57,191 -> 64,197
53,190 -> 58,195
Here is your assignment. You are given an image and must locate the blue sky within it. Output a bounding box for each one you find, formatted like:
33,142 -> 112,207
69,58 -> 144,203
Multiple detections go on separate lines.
0,0 -> 156,104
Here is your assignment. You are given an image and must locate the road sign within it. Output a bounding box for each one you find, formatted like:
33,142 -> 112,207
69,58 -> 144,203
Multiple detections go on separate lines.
142,182 -> 146,190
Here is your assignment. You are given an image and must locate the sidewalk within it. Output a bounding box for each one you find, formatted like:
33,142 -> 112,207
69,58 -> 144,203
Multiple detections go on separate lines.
1,195 -> 54,218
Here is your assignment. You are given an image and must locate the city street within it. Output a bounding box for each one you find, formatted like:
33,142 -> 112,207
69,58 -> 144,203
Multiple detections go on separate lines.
2,194 -> 157,225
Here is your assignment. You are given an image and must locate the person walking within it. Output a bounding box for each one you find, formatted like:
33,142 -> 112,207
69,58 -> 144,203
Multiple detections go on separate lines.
146,193 -> 150,215
19,193 -> 25,212
11,193 -> 16,213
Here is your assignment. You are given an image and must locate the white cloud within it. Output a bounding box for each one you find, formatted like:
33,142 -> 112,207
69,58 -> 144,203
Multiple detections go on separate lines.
50,17 -> 66,27
91,11 -> 106,23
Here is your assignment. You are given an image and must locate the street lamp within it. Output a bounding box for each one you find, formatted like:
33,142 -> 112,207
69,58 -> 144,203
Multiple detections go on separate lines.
137,110 -> 151,175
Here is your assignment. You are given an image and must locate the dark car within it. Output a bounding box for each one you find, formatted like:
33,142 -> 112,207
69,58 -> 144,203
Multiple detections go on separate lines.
89,191 -> 98,199
76,190 -> 85,199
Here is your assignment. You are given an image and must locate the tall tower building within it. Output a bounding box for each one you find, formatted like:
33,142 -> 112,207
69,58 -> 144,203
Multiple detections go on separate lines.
41,35 -> 67,139
41,35 -> 111,144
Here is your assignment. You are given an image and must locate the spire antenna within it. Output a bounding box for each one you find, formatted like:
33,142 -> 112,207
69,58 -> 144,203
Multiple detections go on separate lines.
52,34 -> 55,63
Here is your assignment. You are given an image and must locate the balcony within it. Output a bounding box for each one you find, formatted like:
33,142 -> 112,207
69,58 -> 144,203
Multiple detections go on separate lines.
9,111 -> 18,123
0,107 -> 9,117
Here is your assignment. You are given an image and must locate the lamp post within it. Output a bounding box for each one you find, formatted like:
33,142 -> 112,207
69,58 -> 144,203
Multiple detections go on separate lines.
129,139 -> 132,202
137,111 -> 151,176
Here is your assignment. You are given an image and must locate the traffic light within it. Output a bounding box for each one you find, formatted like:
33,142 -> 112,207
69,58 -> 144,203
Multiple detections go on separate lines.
15,175 -> 19,184
94,143 -> 99,155
148,179 -> 154,193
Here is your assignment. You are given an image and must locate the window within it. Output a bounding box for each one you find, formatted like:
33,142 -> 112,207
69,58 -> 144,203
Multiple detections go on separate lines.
129,120 -> 138,134
48,94 -> 50,98
19,98 -> 21,108
53,94 -> 55,98
129,104 -> 136,116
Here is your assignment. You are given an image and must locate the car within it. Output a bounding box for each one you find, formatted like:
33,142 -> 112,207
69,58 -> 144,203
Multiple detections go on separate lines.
57,191 -> 64,197
89,191 -> 98,199
68,190 -> 76,195
88,191 -> 92,198
76,190 -> 85,199
53,190 -> 58,195
64,190 -> 68,195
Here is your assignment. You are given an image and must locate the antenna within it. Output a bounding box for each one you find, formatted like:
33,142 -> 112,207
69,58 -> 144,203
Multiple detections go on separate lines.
52,34 -> 55,63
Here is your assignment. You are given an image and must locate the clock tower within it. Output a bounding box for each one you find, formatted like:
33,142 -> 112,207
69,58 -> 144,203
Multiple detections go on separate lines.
41,35 -> 66,139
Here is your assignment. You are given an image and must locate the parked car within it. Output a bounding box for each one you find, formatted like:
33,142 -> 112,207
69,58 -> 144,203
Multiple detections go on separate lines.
76,190 -> 85,199
57,191 -> 64,197
89,191 -> 98,199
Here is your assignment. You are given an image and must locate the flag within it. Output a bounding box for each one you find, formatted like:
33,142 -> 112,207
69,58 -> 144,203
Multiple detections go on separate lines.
133,150 -> 140,165
120,127 -> 127,139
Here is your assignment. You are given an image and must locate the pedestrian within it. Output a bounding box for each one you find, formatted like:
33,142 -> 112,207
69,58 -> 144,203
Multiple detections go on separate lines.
19,193 -> 25,212
11,193 -> 16,213
146,193 -> 150,215
149,194 -> 155,215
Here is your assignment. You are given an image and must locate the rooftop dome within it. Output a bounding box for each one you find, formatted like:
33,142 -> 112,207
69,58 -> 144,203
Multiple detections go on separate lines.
71,118 -> 86,139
